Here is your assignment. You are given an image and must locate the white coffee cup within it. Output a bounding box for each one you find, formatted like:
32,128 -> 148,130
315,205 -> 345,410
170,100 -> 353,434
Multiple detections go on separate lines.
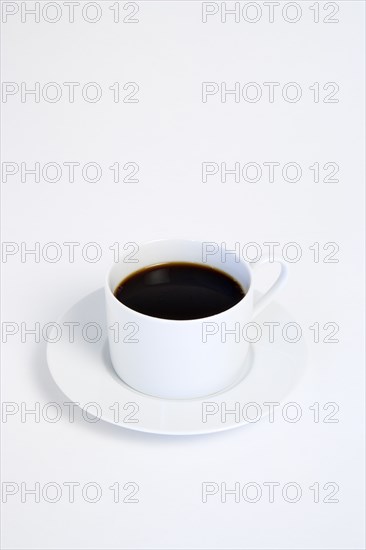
105,239 -> 288,399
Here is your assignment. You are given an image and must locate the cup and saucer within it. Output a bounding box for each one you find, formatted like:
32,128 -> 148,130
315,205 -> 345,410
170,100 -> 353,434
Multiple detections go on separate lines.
47,239 -> 307,436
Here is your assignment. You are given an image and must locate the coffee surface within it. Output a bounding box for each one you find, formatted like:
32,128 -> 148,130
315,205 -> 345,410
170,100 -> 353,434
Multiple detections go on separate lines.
114,262 -> 245,320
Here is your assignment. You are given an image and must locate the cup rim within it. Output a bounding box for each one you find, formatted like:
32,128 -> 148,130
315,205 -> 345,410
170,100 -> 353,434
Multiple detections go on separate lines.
105,238 -> 253,324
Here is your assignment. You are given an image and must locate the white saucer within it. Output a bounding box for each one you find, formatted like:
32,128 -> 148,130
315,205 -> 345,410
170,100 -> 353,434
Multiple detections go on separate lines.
47,289 -> 307,436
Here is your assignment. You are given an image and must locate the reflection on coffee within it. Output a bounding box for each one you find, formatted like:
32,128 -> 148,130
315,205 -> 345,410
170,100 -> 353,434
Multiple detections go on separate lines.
114,262 -> 245,320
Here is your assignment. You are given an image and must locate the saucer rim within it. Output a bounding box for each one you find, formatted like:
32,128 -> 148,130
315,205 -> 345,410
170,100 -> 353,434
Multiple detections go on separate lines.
47,289 -> 307,436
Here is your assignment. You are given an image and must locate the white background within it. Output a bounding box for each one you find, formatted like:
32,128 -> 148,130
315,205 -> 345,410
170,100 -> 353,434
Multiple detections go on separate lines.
1,1 -> 365,549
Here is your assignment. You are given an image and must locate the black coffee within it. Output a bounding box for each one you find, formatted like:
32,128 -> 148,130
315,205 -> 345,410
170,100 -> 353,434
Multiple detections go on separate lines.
114,262 -> 245,320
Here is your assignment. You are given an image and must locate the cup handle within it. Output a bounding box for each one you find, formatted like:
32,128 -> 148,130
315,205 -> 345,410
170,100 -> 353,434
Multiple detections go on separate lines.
250,256 -> 288,317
